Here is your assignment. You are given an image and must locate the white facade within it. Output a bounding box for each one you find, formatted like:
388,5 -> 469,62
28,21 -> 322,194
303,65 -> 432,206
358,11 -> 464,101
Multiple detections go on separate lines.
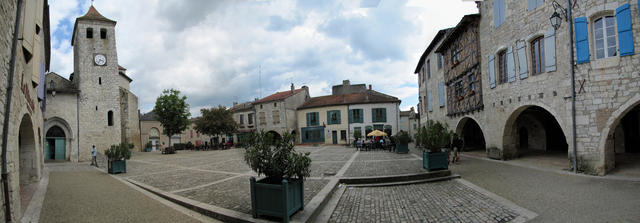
347,102 -> 400,142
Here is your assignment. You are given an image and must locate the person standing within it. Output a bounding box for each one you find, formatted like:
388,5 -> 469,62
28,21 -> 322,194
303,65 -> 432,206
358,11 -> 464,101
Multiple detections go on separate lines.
91,145 -> 98,167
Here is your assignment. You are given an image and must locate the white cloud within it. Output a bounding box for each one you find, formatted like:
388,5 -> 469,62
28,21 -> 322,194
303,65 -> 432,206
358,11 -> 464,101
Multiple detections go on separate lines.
48,0 -> 478,117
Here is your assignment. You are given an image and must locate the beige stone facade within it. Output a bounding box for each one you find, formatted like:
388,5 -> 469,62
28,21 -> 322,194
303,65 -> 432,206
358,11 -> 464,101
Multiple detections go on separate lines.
417,0 -> 640,175
254,85 -> 309,141
399,108 -> 420,140
0,0 -> 50,221
44,6 -> 141,161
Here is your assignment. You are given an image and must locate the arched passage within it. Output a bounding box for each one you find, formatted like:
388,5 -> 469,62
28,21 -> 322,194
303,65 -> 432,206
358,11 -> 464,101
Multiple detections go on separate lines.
602,99 -> 640,175
149,127 -> 160,151
503,105 -> 568,163
19,114 -> 38,185
455,117 -> 486,151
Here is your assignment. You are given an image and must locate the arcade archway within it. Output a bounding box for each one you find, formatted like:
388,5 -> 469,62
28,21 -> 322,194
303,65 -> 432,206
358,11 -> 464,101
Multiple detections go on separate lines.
503,106 -> 568,161
456,117 -> 486,151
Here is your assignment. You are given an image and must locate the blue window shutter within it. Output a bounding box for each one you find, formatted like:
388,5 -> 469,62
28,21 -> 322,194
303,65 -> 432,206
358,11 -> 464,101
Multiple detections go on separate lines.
326,111 -> 331,124
545,29 -> 557,72
494,0 -> 500,28
438,82 -> 445,107
616,3 -> 634,56
315,112 -> 319,125
427,91 -> 433,112
371,109 -> 376,122
381,108 -> 386,122
488,55 -> 496,88
516,41 -> 529,79
507,45 -> 516,82
336,110 -> 341,124
306,113 -> 310,126
358,109 -> 363,122
574,17 -> 590,64
500,0 -> 506,25
348,110 -> 353,123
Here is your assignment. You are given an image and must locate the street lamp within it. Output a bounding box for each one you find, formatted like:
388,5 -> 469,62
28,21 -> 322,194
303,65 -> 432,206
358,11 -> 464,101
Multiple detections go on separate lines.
550,0 -> 568,30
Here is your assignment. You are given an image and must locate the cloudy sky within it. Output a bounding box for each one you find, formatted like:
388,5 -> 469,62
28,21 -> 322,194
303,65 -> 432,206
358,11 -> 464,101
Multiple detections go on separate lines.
49,0 -> 478,117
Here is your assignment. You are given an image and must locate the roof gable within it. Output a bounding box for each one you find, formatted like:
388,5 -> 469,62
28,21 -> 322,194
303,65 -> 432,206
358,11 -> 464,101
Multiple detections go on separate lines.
297,90 -> 400,110
254,88 -> 306,104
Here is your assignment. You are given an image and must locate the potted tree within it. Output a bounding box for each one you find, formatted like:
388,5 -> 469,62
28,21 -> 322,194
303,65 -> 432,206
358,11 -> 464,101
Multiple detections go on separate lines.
104,143 -> 132,174
243,131 -> 311,223
394,131 -> 411,154
420,120 -> 452,171
144,142 -> 152,152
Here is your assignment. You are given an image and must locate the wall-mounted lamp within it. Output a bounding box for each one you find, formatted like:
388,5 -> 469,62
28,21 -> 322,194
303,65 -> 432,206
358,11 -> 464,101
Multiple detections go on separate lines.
550,0 -> 568,30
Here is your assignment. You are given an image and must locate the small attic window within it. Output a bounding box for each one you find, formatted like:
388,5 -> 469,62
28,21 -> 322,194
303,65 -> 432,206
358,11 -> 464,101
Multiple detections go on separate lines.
87,28 -> 93,38
100,28 -> 107,39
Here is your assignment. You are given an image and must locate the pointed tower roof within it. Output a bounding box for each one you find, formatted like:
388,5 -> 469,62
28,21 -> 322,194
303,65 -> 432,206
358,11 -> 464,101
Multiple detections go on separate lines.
71,5 -> 116,45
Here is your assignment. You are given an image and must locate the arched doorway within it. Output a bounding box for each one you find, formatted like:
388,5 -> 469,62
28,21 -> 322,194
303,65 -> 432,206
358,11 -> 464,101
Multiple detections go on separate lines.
45,126 -> 66,161
149,127 -> 160,151
503,106 -> 568,163
19,115 -> 38,186
456,117 -> 486,151
267,131 -> 282,144
604,102 -> 640,174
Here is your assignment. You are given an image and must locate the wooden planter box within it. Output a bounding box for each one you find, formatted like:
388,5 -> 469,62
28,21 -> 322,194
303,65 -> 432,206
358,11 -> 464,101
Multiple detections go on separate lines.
108,160 -> 126,174
250,177 -> 304,223
144,147 -> 151,152
396,143 -> 409,153
423,150 -> 449,171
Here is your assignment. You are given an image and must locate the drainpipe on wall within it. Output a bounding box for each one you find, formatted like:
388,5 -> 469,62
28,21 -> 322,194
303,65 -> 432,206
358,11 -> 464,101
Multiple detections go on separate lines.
76,93 -> 80,162
2,0 -> 23,221
567,0 -> 577,173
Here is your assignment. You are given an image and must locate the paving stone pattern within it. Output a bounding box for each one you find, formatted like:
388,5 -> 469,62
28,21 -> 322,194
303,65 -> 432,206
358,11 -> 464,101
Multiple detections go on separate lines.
329,181 -> 520,223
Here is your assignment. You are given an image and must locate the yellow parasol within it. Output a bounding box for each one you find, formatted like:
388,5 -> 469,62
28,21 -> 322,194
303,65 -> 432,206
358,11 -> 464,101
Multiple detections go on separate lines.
367,130 -> 387,137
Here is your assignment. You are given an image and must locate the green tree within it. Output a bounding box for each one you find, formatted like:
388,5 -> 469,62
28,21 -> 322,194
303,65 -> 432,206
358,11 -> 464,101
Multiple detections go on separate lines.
153,89 -> 190,139
193,105 -> 237,145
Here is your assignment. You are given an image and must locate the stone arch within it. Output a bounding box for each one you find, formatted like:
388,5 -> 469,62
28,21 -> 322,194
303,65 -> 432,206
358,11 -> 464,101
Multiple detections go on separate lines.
502,104 -> 569,159
454,116 -> 486,151
19,114 -> 38,185
44,117 -> 73,161
599,93 -> 640,173
267,131 -> 282,143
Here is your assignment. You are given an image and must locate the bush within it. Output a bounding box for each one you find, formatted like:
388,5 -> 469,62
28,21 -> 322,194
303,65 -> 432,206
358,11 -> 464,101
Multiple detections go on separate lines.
243,131 -> 311,182
394,131 -> 411,144
145,141 -> 152,149
104,143 -> 132,161
185,142 -> 194,149
418,120 -> 453,153
162,146 -> 176,154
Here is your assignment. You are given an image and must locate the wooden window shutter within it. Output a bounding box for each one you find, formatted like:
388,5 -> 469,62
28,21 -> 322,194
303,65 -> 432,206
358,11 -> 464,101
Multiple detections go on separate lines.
574,17 -> 590,64
516,41 -> 529,79
616,3 -> 635,56
506,45 -> 516,82
488,55 -> 496,88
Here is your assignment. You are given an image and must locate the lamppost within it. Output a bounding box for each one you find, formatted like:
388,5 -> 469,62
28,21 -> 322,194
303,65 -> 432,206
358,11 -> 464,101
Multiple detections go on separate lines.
550,0 -> 577,173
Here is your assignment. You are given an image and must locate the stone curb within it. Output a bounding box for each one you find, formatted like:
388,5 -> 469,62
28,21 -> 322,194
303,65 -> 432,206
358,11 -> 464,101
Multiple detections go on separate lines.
338,170 -> 452,185
345,174 -> 461,187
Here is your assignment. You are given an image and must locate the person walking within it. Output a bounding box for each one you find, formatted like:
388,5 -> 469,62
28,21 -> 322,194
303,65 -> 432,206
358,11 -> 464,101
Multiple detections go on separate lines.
91,145 -> 98,167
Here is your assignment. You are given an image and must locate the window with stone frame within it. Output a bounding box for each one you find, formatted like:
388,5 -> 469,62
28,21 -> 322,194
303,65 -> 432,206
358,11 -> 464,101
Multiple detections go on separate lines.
497,50 -> 508,84
100,28 -> 107,39
107,111 -> 113,126
454,80 -> 464,100
468,73 -> 477,93
259,112 -> 266,125
593,15 -> 617,59
451,44 -> 461,65
437,53 -> 443,69
426,59 -> 431,79
248,113 -> 254,125
272,110 -> 280,124
86,28 -> 93,38
531,36 -> 545,75
328,110 -> 340,125
239,114 -> 244,125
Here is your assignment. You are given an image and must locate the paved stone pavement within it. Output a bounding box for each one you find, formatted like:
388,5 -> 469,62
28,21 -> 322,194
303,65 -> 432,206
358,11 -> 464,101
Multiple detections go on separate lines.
114,145 -> 428,218
329,180 -> 521,223
39,163 -> 213,223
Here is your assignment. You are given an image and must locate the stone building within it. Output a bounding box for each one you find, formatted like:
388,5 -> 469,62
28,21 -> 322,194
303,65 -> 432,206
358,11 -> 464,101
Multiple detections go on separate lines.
254,84 -> 309,142
139,112 -> 212,150
0,0 -> 50,221
415,28 -> 452,128
230,101 -> 256,143
399,107 -> 420,141
44,6 -> 141,161
418,0 -> 640,175
296,81 -> 401,145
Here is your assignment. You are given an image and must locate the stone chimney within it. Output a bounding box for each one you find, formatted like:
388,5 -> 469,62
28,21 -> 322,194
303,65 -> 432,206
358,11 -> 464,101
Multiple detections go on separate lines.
410,107 -> 414,112
291,83 -> 295,93
343,79 -> 350,86
233,101 -> 238,106
369,84 -> 372,90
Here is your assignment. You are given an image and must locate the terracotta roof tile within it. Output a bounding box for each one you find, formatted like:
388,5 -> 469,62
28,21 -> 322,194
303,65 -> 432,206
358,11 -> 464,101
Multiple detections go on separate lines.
78,5 -> 116,23
254,88 -> 305,104
297,90 -> 400,110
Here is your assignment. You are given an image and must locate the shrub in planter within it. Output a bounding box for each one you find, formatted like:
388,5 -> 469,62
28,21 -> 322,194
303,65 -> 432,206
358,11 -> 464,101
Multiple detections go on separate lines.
243,131 -> 311,223
393,131 -> 411,153
419,120 -> 452,171
104,143 -> 132,174
144,142 -> 152,152
162,146 -> 176,154
185,142 -> 194,150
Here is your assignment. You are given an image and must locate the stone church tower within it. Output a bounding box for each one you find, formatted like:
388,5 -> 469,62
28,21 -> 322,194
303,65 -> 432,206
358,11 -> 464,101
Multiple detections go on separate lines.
44,6 -> 140,162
